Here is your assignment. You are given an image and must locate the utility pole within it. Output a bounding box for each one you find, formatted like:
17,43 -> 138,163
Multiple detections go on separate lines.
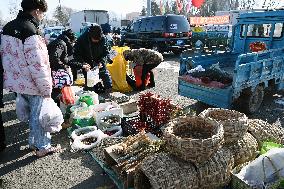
147,0 -> 151,16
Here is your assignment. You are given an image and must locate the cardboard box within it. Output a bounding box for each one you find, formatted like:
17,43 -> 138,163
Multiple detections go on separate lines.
119,99 -> 138,115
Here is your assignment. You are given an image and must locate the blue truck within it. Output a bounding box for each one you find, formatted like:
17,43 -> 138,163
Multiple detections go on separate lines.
178,10 -> 284,114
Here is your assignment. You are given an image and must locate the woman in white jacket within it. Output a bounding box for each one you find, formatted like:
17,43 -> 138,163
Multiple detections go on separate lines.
1,0 -> 61,157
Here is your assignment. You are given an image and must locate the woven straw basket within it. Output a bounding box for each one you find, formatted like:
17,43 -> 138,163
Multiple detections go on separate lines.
199,108 -> 248,144
197,148 -> 234,189
163,116 -> 224,165
226,132 -> 259,168
137,153 -> 199,189
248,119 -> 284,145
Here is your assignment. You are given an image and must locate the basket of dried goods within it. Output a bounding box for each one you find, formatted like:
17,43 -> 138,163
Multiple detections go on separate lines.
99,114 -> 121,130
199,108 -> 248,144
71,130 -> 107,151
137,152 -> 199,189
227,132 -> 259,167
197,148 -> 234,189
109,92 -> 130,104
71,126 -> 97,140
248,119 -> 284,145
163,116 -> 224,165
102,126 -> 123,137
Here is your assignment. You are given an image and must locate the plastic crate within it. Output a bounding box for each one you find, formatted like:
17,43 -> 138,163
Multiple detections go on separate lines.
121,115 -> 162,137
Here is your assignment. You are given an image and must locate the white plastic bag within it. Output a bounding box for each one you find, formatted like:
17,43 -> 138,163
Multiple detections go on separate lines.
236,148 -> 284,187
16,94 -> 30,122
86,68 -> 100,87
40,98 -> 64,133
71,129 -> 107,151
71,126 -> 97,140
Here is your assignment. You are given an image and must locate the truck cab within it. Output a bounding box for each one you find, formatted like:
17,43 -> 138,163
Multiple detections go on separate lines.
232,11 -> 283,53
178,10 -> 284,114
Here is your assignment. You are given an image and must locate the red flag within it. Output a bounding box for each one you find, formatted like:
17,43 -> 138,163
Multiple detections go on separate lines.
192,0 -> 205,8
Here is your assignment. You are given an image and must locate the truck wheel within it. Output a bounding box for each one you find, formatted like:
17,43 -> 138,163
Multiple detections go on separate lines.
241,85 -> 264,114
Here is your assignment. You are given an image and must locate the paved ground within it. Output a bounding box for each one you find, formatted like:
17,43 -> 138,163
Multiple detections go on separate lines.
0,53 -> 283,189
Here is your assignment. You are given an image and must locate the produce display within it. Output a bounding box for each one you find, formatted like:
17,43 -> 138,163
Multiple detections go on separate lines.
99,114 -> 121,130
109,92 -> 130,104
138,92 -> 176,126
62,86 -> 284,189
111,132 -> 164,173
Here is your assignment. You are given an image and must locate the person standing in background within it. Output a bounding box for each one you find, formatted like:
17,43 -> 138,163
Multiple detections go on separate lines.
1,0 -> 61,157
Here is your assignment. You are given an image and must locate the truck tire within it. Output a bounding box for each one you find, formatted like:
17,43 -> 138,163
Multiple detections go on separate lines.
241,85 -> 264,114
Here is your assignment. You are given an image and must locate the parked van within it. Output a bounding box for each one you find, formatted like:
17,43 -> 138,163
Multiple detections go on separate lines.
120,15 -> 191,54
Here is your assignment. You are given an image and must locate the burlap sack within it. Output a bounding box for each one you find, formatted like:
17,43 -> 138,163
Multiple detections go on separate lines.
226,132 -> 259,168
163,116 -> 224,165
197,148 -> 234,189
138,153 -> 199,189
248,119 -> 284,145
199,108 -> 248,144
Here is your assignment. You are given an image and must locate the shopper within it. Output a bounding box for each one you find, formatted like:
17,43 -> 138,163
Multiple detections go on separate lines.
72,24 -> 112,93
123,48 -> 163,90
47,29 -> 76,104
1,0 -> 61,157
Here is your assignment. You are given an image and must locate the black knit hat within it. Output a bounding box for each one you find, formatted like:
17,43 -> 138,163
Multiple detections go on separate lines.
62,29 -> 76,42
88,24 -> 103,40
21,0 -> 48,12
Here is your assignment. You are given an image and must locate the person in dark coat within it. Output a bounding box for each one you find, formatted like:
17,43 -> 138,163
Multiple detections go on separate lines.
0,35 -> 6,152
47,29 -> 76,103
72,24 -> 112,93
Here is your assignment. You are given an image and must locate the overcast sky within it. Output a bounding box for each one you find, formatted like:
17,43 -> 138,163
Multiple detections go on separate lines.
0,0 -> 146,20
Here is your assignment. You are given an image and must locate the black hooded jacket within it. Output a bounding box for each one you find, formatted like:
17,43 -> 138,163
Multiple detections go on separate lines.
47,34 -> 74,71
72,30 -> 111,68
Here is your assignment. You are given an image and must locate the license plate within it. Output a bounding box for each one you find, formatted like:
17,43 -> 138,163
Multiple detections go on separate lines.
176,40 -> 184,45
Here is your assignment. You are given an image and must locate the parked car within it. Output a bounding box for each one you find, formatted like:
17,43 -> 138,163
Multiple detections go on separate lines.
120,14 -> 191,54
44,26 -> 65,43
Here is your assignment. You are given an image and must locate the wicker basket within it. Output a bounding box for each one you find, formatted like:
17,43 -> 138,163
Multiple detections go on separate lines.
137,153 -> 199,189
163,116 -> 224,165
248,119 -> 284,145
197,148 -> 234,189
199,108 -> 248,144
227,132 -> 259,167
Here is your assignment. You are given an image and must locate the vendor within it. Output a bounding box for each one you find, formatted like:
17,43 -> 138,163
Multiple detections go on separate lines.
71,24 -> 112,94
123,48 -> 163,91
